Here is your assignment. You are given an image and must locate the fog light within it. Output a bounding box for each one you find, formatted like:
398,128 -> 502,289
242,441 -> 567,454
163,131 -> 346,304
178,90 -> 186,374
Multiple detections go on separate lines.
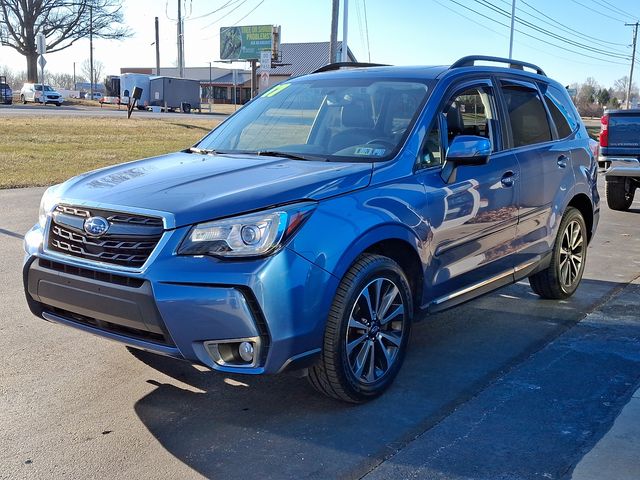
238,341 -> 254,362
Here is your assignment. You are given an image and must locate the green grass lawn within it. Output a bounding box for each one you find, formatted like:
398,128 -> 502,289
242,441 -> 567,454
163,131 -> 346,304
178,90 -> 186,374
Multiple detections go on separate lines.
0,116 -> 221,188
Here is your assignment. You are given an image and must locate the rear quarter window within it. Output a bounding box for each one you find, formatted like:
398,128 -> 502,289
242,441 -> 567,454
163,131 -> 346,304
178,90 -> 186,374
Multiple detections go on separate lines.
541,84 -> 579,138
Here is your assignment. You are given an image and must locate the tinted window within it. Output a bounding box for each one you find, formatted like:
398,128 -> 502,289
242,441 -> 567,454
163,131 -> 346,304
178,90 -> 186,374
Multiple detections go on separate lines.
501,85 -> 552,147
542,84 -> 578,138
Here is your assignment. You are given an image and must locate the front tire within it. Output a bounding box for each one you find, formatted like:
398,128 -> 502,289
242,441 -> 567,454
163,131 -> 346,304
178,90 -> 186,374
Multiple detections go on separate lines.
529,207 -> 587,299
606,177 -> 635,211
308,254 -> 413,403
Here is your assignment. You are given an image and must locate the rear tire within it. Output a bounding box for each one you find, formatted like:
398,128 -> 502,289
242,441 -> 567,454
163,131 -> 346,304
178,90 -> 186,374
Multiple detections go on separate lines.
606,177 -> 635,211
308,254 -> 413,403
21,95 -> 26,104
529,207 -> 587,299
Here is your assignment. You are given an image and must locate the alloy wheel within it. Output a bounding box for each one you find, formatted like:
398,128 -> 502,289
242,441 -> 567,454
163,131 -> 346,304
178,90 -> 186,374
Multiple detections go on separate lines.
345,277 -> 406,384
559,219 -> 584,289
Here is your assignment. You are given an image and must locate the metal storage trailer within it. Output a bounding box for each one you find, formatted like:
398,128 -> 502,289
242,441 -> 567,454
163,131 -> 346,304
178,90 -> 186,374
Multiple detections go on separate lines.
120,73 -> 153,109
149,77 -> 201,112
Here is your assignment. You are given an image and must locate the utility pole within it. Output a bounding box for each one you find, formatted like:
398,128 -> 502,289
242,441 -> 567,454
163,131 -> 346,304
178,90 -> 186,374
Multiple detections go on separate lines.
508,0 -> 516,59
89,5 -> 94,100
341,0 -> 349,62
250,60 -> 257,98
329,0 -> 339,63
155,17 -> 161,75
625,22 -> 638,109
177,0 -> 184,78
73,62 -> 76,90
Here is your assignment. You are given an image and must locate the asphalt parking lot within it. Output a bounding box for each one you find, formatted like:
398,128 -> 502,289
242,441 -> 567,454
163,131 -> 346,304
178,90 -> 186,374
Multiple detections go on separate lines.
0,176 -> 639,479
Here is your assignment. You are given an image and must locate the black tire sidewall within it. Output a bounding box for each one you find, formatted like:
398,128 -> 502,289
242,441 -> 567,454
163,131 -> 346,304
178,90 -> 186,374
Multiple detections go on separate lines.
335,257 -> 413,400
606,178 -> 635,211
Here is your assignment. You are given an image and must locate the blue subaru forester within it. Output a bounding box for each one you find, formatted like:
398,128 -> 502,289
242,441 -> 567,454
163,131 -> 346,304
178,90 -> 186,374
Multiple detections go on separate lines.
24,56 -> 599,402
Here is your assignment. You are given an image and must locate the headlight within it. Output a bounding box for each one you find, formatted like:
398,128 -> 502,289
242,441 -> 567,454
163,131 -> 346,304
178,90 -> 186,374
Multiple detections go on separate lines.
38,184 -> 61,228
178,203 -> 315,258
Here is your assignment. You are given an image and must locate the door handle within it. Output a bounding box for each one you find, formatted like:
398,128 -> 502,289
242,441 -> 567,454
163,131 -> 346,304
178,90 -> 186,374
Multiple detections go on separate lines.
501,171 -> 515,188
557,155 -> 568,168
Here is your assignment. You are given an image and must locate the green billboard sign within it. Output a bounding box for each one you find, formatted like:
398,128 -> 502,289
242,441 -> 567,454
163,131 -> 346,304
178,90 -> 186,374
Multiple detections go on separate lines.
220,25 -> 273,60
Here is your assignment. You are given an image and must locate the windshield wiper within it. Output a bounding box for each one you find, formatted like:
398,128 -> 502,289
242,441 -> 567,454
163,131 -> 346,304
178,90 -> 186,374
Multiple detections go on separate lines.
254,150 -> 324,161
187,147 -> 229,155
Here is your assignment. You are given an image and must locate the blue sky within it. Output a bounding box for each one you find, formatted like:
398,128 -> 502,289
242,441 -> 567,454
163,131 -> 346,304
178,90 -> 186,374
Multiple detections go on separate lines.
1,0 -> 639,88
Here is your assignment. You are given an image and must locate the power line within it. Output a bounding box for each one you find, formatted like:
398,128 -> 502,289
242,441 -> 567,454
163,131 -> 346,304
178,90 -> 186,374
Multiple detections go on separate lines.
513,0 -> 629,48
596,0 -> 639,20
201,0 -> 250,29
446,0 -> 631,65
186,0 -> 244,22
199,0 -> 266,41
569,0 -> 629,23
232,0 -> 265,26
474,0 -> 630,60
363,0 -> 371,62
434,0 -> 515,38
434,0 -> 630,68
354,0 -> 367,60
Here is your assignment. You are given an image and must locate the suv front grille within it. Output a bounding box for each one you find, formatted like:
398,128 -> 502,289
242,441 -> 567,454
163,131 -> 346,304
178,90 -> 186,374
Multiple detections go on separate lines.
47,205 -> 164,268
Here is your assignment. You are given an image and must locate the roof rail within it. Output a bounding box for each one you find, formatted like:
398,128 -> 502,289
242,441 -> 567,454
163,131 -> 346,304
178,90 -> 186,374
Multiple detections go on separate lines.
450,55 -> 546,76
313,62 -> 390,74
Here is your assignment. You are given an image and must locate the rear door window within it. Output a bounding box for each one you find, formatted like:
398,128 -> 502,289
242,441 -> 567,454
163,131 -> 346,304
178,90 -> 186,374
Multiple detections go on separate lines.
500,83 -> 552,148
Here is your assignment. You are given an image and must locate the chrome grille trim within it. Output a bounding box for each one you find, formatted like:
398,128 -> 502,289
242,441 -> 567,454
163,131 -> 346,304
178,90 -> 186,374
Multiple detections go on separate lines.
47,204 -> 164,268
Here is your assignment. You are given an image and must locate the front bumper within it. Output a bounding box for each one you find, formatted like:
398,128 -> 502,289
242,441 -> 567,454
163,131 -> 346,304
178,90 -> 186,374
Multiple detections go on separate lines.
23,223 -> 337,374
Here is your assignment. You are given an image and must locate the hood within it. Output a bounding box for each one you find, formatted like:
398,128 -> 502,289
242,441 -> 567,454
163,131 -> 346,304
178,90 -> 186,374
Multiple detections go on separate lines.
56,151 -> 372,227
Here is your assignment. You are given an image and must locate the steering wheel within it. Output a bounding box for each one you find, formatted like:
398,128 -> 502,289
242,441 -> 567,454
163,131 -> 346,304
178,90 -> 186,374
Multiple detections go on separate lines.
365,139 -> 396,149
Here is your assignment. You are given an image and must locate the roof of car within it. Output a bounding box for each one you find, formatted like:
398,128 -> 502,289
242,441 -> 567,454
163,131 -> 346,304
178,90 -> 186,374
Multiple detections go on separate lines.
298,56 -> 552,84
303,65 -> 449,80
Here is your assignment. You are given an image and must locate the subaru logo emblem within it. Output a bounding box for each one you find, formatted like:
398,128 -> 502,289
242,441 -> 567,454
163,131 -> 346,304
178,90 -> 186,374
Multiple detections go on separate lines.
83,216 -> 110,236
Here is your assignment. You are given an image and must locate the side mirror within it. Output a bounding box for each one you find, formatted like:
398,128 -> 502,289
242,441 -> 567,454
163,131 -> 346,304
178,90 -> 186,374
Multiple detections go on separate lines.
445,135 -> 491,165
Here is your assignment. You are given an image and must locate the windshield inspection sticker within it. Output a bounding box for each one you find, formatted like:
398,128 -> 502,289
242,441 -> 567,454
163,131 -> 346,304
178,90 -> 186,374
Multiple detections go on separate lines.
354,147 -> 386,156
263,83 -> 291,97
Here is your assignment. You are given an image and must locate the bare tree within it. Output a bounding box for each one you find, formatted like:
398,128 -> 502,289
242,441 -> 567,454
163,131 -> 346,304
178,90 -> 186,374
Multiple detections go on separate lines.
613,76 -> 638,103
0,0 -> 129,82
0,64 -> 27,87
49,72 -> 79,89
81,58 -> 103,87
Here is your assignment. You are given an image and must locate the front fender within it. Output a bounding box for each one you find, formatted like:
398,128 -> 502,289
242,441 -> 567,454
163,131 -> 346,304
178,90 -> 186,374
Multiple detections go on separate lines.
287,187 -> 428,321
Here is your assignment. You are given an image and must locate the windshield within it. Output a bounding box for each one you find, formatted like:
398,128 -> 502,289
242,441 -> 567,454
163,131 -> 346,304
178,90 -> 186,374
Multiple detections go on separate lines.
197,78 -> 430,161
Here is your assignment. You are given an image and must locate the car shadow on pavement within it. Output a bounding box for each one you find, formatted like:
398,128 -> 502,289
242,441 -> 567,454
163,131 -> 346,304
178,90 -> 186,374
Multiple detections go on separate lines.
129,277 -> 632,480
